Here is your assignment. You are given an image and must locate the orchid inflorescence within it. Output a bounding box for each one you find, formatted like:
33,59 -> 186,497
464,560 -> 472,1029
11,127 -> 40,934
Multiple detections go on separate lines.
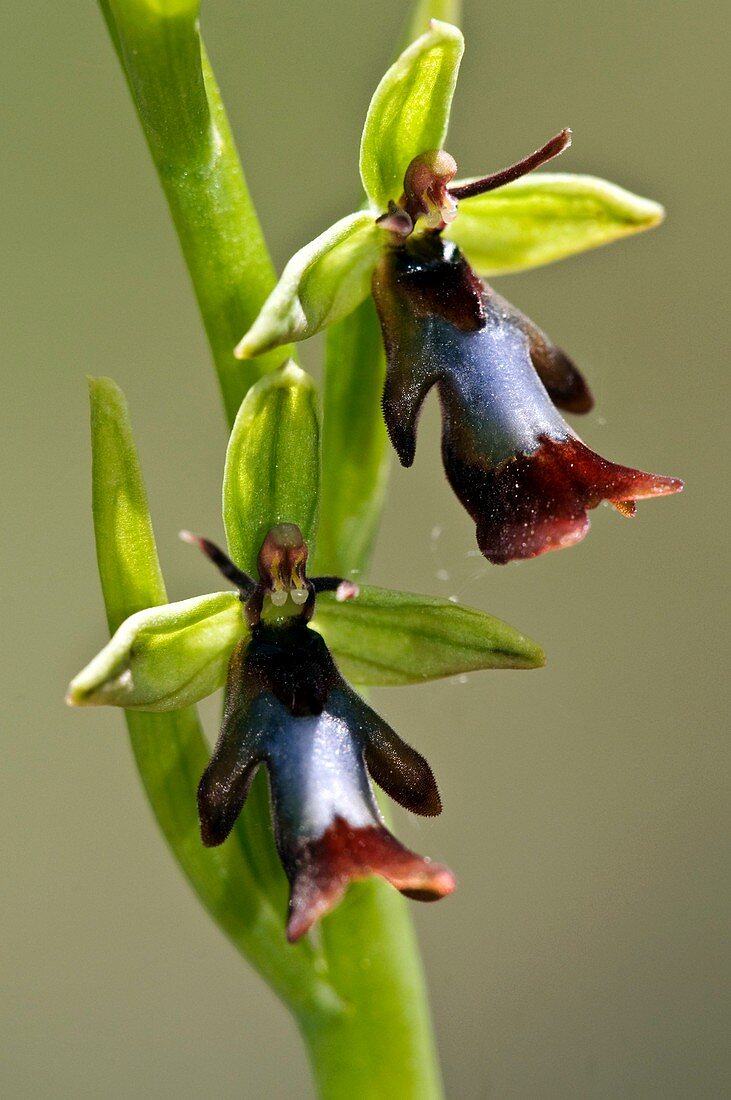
72,19 -> 682,944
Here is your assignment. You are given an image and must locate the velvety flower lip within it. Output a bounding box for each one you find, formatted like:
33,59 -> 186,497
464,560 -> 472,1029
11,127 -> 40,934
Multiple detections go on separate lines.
372,233 -> 683,564
190,527 -> 454,941
286,816 -> 456,943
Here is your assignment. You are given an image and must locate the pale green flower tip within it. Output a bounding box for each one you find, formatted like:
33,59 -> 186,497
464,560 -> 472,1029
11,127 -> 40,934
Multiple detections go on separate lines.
635,196 -> 665,228
233,326 -> 279,361
65,681 -> 88,707
233,335 -> 254,360
393,17 -> 464,61
520,639 -> 546,670
591,179 -> 665,229
428,18 -> 464,44
87,374 -> 124,405
65,663 -> 130,708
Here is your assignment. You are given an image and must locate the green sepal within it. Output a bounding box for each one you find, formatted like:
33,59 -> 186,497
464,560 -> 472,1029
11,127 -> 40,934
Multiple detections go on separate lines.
223,361 -> 320,574
67,591 -> 243,711
447,172 -> 665,276
314,585 -> 544,686
234,213 -> 382,358
359,20 -> 464,213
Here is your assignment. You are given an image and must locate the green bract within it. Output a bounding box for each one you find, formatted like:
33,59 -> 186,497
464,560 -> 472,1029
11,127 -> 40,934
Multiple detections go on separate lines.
235,21 -> 664,360
317,297 -> 390,579
223,361 -> 320,571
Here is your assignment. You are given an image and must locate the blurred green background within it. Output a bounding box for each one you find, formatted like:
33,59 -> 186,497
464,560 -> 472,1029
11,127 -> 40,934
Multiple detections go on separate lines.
3,1 -> 728,1097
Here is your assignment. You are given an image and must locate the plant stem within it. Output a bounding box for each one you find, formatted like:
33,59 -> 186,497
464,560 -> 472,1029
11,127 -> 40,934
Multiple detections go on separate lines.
99,0 -> 289,424
305,881 -> 443,1099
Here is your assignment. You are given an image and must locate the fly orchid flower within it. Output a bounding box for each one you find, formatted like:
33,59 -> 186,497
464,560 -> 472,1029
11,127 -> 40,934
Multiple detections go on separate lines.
71,521 -> 456,941
234,21 -> 682,563
69,370 -> 544,939
186,524 -> 454,941
371,230 -> 683,562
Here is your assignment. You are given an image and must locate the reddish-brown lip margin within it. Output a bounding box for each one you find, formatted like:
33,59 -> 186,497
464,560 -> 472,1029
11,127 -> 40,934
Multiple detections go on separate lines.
443,435 -> 683,565
286,818 -> 456,942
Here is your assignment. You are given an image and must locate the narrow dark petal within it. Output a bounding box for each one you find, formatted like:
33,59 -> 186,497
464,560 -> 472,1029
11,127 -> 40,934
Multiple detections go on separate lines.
491,291 -> 594,414
350,696 -> 442,816
382,363 -> 439,467
373,236 -> 484,466
197,640 -> 262,847
179,531 -> 256,594
286,819 -> 456,942
198,760 -> 261,847
448,128 -> 573,201
451,435 -> 684,564
365,736 -> 441,816
310,575 -> 348,593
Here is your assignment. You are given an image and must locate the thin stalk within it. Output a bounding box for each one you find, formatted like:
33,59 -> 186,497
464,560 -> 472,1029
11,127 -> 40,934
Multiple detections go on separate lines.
99,0 -> 289,424
449,128 -> 572,200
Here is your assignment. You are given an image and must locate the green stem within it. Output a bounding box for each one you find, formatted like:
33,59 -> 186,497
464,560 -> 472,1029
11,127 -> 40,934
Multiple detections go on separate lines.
304,881 -> 443,1099
99,0 -> 289,423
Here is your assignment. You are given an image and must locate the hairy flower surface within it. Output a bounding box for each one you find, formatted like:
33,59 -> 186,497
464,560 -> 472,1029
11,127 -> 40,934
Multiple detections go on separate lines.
372,234 -> 683,562
70,515 -> 462,940
189,525 -> 454,941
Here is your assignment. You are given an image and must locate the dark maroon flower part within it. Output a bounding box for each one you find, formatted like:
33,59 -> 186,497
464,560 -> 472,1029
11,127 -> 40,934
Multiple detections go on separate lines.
372,232 -> 682,564
184,525 -> 454,941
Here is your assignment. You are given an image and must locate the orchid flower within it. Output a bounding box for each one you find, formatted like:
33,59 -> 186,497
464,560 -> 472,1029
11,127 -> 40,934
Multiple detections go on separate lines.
234,21 -> 682,563
69,369 -> 543,939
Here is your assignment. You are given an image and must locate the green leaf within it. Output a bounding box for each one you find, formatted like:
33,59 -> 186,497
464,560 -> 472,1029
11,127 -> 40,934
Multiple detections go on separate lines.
68,591 -> 243,711
359,20 -> 464,213
86,377 -> 336,1013
89,376 -> 167,632
316,297 -> 390,579
314,585 -> 544,686
223,361 -> 320,574
447,172 -> 665,276
234,213 -> 383,359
